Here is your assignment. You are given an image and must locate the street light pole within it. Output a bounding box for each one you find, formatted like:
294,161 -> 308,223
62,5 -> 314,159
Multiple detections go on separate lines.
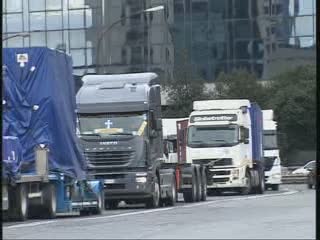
95,5 -> 164,74
2,33 -> 30,42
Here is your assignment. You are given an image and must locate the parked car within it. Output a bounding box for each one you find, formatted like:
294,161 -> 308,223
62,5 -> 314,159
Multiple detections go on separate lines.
307,165 -> 316,189
291,160 -> 316,176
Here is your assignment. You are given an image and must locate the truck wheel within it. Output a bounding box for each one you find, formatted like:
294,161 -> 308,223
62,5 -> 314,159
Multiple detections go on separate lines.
42,183 -> 57,219
308,183 -> 313,189
165,175 -> 177,206
106,200 -> 119,210
183,170 -> 197,203
256,173 -> 265,194
146,176 -> 160,208
200,169 -> 207,201
9,184 -> 28,221
196,170 -> 201,202
271,184 -> 279,191
240,170 -> 252,195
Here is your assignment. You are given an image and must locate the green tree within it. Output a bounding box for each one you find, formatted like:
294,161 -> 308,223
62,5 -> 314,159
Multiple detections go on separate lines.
163,50 -> 206,118
268,65 -> 316,160
213,69 -> 271,109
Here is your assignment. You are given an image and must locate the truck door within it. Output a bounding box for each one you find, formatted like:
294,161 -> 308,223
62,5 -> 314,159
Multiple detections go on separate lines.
176,119 -> 188,164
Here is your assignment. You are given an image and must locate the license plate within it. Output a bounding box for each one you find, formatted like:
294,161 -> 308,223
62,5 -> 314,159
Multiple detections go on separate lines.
104,179 -> 115,184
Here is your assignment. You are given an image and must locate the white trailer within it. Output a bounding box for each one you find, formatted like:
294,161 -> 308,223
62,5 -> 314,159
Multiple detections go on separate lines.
262,110 -> 282,191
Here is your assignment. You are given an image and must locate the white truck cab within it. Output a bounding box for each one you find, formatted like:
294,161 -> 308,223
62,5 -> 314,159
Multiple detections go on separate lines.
262,110 -> 282,191
186,99 -> 265,195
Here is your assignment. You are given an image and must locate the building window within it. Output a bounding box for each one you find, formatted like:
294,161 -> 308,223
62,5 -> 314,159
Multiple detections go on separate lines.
46,0 -> 62,10
69,30 -> 86,48
30,12 -> 46,31
30,31 -> 46,47
68,0 -> 85,9
47,31 -> 63,49
6,14 -> 23,33
6,0 -> 22,13
46,11 -> 63,30
70,49 -> 86,66
29,0 -> 45,12
69,10 -> 85,29
131,46 -> 142,64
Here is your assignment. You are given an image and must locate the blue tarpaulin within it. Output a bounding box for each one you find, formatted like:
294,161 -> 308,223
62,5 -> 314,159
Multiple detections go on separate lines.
2,136 -> 22,182
2,47 -> 86,180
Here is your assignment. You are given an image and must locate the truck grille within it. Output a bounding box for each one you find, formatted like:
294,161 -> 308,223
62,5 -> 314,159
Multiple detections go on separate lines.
212,177 -> 230,183
84,150 -> 135,167
193,158 -> 233,166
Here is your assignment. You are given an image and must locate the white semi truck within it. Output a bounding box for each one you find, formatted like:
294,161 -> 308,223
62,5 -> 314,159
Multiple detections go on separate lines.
185,99 -> 265,195
262,110 -> 282,191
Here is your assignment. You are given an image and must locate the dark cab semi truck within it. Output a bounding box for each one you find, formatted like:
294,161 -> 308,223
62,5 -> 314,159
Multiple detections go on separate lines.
76,73 -> 207,208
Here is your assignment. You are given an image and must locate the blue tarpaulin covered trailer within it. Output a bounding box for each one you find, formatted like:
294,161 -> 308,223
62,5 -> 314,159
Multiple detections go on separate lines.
2,47 -> 86,180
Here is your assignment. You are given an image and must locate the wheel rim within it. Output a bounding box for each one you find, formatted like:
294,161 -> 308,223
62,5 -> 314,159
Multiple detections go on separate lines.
51,188 -> 57,214
154,181 -> 160,206
172,180 -> 177,202
98,194 -> 102,210
20,187 -> 27,217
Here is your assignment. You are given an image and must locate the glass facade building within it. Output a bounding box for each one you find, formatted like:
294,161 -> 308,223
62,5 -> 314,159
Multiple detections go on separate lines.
172,0 -> 316,81
3,0 -> 316,82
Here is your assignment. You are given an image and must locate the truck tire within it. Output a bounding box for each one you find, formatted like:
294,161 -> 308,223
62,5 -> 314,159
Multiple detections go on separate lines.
200,168 -> 207,201
256,172 -> 265,194
146,176 -> 160,208
271,184 -> 279,191
9,184 -> 28,221
183,169 -> 197,203
42,183 -> 57,219
165,175 -> 177,206
196,169 -> 201,202
240,170 -> 252,195
308,183 -> 313,189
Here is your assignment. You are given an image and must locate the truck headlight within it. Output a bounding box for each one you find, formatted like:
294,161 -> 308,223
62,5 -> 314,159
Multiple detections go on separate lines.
232,169 -> 239,179
136,177 -> 147,183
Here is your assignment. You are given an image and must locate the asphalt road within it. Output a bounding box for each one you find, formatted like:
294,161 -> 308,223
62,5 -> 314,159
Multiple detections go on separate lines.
3,184 -> 315,239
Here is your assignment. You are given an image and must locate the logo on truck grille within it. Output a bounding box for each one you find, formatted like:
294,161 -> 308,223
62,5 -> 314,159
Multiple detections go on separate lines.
99,141 -> 118,145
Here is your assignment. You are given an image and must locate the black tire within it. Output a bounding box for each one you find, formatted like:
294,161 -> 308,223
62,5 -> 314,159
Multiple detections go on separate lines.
256,172 -> 265,194
183,170 -> 197,203
105,200 -> 119,210
42,183 -> 57,219
200,169 -> 207,201
308,183 -> 313,189
146,176 -> 160,208
9,184 -> 28,221
271,184 -> 280,191
92,191 -> 104,214
240,170 -> 252,195
196,170 -> 201,202
165,175 -> 177,206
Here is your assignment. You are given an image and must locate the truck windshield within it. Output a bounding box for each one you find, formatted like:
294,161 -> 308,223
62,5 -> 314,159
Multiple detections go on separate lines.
78,112 -> 148,137
263,130 -> 278,150
187,125 -> 238,147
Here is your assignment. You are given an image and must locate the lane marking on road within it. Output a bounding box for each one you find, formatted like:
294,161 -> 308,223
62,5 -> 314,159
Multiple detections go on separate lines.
181,190 -> 298,208
4,190 -> 298,230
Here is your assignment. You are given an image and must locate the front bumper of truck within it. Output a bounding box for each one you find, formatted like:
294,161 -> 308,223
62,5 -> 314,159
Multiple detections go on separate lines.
207,166 -> 248,188
95,171 -> 154,200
